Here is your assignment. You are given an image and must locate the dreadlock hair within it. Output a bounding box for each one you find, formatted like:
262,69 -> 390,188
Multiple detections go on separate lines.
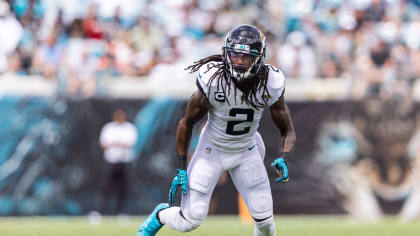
185,54 -> 271,110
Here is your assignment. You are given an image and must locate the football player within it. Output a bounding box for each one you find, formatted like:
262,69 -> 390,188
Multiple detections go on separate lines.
137,24 -> 296,236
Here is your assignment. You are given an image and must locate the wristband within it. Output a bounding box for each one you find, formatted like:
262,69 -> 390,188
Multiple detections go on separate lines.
279,152 -> 290,163
177,155 -> 187,170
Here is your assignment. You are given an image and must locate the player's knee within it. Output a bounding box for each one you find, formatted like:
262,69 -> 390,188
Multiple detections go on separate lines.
177,215 -> 199,232
249,193 -> 273,219
254,215 -> 276,236
189,202 -> 208,225
177,218 -> 198,232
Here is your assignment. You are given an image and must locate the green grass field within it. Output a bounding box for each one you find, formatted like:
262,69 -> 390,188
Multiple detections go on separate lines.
0,215 -> 419,236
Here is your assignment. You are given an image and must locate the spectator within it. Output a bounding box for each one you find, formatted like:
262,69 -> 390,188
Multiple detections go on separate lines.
82,4 -> 104,40
2,0 -> 419,99
32,30 -> 61,78
276,31 -> 317,79
7,51 -> 24,74
99,109 -> 138,215
0,0 -> 22,74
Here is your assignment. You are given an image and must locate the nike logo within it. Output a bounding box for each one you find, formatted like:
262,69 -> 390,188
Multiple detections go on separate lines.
248,145 -> 256,151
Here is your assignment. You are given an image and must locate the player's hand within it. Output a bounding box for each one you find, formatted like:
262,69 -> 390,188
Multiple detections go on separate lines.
169,169 -> 188,206
271,156 -> 289,183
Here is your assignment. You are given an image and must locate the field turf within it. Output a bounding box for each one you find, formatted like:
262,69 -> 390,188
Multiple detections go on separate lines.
0,215 -> 419,236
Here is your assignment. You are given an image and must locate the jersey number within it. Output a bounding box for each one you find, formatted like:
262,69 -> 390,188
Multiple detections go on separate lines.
226,108 -> 254,135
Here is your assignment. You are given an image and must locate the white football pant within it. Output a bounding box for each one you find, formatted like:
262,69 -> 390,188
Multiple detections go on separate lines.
159,132 -> 275,235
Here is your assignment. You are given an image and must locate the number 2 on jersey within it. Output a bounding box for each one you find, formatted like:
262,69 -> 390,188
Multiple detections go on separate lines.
226,108 -> 254,135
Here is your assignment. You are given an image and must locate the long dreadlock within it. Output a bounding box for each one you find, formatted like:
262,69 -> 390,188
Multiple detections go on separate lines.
185,55 -> 271,110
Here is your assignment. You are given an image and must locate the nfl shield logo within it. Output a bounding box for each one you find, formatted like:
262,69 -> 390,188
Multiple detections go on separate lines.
205,147 -> 212,153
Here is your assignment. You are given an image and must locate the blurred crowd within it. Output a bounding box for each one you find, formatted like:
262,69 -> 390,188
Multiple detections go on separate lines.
0,0 -> 419,98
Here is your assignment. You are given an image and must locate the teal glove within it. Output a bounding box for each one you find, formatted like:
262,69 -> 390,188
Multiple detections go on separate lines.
169,169 -> 188,206
271,157 -> 289,183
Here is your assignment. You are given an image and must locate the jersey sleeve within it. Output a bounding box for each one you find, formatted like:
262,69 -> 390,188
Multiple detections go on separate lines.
195,62 -> 220,98
266,65 -> 286,106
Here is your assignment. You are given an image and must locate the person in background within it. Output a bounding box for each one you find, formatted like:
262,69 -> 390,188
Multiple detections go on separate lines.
99,109 -> 138,215
0,0 -> 23,74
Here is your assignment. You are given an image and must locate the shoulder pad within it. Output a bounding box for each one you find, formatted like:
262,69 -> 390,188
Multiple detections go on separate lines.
197,62 -> 223,97
197,62 -> 222,85
266,64 -> 285,91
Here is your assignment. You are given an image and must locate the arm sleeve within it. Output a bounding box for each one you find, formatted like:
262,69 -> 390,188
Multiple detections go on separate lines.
195,63 -> 218,98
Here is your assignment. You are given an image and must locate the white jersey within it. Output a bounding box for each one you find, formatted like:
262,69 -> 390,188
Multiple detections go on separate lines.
100,121 -> 138,163
196,62 -> 286,152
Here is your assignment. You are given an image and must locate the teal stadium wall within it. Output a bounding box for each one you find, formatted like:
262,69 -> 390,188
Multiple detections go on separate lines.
0,96 -> 417,216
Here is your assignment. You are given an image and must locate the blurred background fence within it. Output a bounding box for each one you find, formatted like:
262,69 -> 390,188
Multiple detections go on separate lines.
0,0 -> 420,221
1,96 -> 420,221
